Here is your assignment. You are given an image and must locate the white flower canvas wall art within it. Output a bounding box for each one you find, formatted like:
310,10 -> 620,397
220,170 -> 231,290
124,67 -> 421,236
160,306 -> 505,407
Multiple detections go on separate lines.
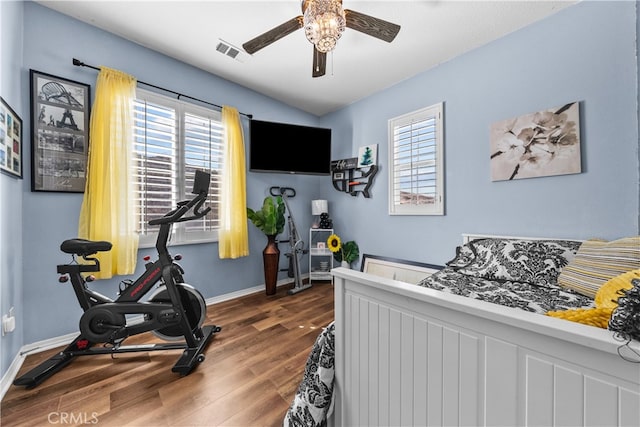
490,102 -> 581,181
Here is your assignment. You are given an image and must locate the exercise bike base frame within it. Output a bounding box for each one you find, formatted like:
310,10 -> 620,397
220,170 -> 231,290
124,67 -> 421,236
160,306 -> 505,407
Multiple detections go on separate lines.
13,324 -> 221,388
287,283 -> 312,295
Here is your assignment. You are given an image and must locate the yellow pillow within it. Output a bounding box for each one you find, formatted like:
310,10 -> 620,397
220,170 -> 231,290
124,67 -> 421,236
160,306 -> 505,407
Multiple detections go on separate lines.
546,307 -> 613,328
546,269 -> 640,328
594,269 -> 640,309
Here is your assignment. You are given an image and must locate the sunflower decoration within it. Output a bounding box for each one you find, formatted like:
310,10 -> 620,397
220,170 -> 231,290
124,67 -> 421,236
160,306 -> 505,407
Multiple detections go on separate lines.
327,233 -> 359,265
327,234 -> 342,253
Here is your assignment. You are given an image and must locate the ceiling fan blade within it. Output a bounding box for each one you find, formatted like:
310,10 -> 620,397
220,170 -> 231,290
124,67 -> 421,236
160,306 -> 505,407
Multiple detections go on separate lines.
312,47 -> 326,78
344,9 -> 401,43
242,16 -> 304,54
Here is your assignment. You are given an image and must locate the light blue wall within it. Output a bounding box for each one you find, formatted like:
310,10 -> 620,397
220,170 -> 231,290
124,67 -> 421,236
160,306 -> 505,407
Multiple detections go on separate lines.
18,2 -> 324,345
1,1 -> 639,381
0,0 -> 24,387
320,0 -> 640,267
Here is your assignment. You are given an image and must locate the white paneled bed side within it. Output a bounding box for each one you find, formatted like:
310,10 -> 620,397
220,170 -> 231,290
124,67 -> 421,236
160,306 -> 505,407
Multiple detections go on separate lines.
330,236 -> 640,427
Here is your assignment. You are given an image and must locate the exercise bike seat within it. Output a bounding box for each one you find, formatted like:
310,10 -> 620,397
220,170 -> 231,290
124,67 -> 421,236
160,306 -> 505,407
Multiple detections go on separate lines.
60,239 -> 112,257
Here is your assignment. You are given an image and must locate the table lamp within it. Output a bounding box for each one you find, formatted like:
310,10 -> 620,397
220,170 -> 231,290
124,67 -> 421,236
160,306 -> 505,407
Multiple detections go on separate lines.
311,199 -> 328,228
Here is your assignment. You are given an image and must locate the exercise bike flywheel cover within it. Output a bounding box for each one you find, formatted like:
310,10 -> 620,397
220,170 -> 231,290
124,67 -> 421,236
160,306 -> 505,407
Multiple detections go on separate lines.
147,283 -> 207,341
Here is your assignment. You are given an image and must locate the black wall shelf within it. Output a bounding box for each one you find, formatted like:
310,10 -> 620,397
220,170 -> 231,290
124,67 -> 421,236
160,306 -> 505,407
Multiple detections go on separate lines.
331,157 -> 378,198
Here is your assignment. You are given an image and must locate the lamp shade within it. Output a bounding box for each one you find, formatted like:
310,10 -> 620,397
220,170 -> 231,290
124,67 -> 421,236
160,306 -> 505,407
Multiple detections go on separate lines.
311,199 -> 328,215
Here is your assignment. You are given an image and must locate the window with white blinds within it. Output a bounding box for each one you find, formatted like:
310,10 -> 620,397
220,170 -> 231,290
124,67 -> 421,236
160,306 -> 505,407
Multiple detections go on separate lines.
133,89 -> 223,247
388,103 -> 444,215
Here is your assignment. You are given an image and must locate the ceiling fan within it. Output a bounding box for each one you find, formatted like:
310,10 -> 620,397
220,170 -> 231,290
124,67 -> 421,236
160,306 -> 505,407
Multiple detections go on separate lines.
242,0 -> 401,78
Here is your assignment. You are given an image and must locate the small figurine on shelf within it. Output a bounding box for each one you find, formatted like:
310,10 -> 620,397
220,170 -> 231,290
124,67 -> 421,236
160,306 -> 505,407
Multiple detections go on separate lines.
319,212 -> 333,229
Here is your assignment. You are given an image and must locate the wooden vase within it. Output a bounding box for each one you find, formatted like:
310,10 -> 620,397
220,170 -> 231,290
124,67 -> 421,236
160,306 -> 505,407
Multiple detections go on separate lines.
263,234 -> 280,295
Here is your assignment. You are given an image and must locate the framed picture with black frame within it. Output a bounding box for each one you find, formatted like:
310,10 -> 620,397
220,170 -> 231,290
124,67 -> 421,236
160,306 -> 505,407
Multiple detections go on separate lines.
30,69 -> 90,192
0,96 -> 23,179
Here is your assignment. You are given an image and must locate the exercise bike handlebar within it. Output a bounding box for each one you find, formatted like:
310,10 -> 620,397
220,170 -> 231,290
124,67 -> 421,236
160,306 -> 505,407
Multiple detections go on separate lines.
148,170 -> 212,226
175,198 -> 211,223
148,192 -> 209,226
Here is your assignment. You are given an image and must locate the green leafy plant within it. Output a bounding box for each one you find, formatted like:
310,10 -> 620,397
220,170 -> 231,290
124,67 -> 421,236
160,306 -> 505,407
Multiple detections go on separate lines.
247,196 -> 286,236
340,241 -> 360,263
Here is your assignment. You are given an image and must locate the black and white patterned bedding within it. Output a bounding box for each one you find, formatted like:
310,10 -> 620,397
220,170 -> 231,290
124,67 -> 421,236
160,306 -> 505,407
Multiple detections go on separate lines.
417,238 -> 594,313
417,268 -> 593,313
284,322 -> 335,427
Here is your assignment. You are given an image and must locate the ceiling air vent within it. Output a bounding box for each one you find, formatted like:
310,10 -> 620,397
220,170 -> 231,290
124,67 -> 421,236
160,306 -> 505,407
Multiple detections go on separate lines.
216,39 -> 246,62
227,48 -> 239,59
216,43 -> 229,54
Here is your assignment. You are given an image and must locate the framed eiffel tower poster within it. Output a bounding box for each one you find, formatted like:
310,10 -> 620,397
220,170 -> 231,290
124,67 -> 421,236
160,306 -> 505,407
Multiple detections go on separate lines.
30,69 -> 90,192
0,97 -> 23,179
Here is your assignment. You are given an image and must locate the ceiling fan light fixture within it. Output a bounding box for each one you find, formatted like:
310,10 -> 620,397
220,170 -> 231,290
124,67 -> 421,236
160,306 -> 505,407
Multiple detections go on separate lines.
243,0 -> 400,77
303,0 -> 346,53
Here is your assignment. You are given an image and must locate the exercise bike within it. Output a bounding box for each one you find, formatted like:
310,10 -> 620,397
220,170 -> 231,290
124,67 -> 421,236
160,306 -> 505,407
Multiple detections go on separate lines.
14,170 -> 220,389
269,186 -> 310,295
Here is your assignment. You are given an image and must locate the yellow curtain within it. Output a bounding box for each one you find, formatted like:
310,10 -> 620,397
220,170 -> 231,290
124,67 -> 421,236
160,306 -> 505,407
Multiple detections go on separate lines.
218,106 -> 249,259
78,66 -> 139,278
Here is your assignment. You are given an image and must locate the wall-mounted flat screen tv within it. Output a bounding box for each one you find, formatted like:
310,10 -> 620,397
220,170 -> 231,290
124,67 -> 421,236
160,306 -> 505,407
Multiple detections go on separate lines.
249,119 -> 331,175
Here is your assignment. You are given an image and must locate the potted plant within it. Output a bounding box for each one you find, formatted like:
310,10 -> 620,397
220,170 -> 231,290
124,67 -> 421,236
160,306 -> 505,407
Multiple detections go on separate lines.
327,233 -> 359,268
247,196 -> 286,295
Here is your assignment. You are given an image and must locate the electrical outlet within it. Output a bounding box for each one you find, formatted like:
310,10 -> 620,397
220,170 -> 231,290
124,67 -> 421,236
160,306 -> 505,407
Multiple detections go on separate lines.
2,313 -> 16,335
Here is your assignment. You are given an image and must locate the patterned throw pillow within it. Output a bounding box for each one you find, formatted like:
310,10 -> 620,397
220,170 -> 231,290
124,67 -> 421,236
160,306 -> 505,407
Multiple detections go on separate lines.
456,238 -> 581,286
558,237 -> 640,298
445,243 -> 476,269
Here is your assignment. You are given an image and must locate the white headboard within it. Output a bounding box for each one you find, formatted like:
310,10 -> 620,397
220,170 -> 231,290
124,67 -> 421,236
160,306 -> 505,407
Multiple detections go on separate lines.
462,233 -> 584,244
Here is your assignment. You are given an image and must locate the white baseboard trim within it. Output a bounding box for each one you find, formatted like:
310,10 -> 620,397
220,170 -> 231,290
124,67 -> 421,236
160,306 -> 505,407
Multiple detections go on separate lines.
206,285 -> 263,305
1,277 -> 307,400
204,275 -> 305,305
1,350 -> 25,402
20,332 -> 79,356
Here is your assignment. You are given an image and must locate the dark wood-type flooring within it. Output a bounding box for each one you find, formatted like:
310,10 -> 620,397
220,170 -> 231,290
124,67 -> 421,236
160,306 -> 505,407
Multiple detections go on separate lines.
1,281 -> 334,426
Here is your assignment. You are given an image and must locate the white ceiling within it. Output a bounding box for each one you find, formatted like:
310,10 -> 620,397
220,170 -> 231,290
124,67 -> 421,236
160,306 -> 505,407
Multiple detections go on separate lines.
36,1 -> 577,116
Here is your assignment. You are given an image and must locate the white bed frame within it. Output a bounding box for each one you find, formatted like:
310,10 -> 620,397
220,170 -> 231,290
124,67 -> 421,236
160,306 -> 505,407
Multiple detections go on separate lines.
330,235 -> 640,427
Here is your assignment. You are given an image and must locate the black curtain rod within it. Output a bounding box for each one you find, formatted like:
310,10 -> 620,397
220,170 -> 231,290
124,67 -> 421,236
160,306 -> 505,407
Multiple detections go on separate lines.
72,58 -> 253,119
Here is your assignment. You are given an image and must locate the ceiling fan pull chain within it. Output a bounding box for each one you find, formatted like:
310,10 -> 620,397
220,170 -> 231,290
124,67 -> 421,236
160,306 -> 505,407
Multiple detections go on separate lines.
331,50 -> 334,76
